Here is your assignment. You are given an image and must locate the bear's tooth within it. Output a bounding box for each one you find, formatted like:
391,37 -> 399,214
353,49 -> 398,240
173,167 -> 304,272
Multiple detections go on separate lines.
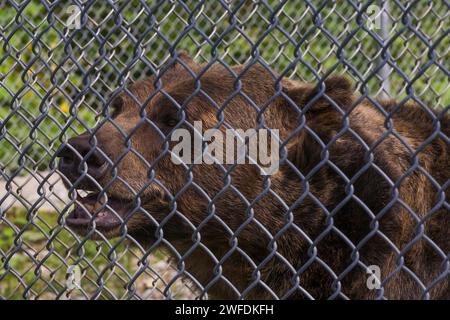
97,211 -> 106,218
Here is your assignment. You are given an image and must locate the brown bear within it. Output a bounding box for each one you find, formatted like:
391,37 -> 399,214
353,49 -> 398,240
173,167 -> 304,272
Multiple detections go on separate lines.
57,52 -> 449,299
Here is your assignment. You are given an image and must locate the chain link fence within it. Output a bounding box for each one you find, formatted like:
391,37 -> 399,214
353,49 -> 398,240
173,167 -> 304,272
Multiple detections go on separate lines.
0,0 -> 448,299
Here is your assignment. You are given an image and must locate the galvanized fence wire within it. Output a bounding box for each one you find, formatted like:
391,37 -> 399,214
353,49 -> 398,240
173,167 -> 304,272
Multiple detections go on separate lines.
0,0 -> 449,299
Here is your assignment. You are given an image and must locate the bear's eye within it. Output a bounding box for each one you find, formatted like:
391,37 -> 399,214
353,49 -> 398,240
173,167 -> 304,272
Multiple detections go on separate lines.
110,96 -> 123,118
165,117 -> 179,127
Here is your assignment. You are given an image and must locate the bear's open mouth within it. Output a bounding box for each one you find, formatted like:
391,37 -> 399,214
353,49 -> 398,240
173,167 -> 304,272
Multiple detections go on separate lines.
66,192 -> 132,235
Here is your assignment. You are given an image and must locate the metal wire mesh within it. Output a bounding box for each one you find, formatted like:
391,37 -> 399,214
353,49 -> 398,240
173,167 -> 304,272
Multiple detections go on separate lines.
0,0 -> 448,299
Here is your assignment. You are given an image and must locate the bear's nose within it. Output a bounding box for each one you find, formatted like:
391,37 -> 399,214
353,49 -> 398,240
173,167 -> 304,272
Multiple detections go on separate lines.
57,135 -> 108,182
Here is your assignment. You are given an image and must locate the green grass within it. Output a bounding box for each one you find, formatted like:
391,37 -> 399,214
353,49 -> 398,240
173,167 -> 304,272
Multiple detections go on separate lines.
0,207 -> 193,299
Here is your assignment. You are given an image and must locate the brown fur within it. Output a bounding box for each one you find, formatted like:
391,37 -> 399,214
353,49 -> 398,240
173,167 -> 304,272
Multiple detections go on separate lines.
61,52 -> 449,299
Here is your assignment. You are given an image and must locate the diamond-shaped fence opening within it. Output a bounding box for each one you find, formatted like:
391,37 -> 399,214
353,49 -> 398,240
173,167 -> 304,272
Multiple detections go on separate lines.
0,0 -> 448,300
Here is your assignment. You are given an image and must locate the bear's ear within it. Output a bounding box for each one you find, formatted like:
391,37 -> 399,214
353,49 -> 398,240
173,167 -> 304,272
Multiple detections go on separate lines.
282,76 -> 354,173
160,50 -> 198,80
283,75 -> 354,112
